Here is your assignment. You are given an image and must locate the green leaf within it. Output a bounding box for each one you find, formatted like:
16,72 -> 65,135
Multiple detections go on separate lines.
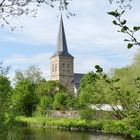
121,28 -> 126,33
106,80 -> 111,84
113,20 -> 118,25
121,20 -> 126,25
124,39 -> 130,42
103,74 -> 107,79
114,78 -> 120,82
133,26 -> 140,32
99,68 -> 103,73
107,11 -> 120,17
121,10 -> 125,15
136,77 -> 140,81
109,87 -> 114,90
107,11 -> 116,16
121,26 -> 128,33
127,43 -> 133,49
95,65 -> 100,69
95,65 -> 103,73
123,26 -> 129,30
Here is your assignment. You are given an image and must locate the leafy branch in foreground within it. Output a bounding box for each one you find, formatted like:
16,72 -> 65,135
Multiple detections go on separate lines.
95,65 -> 140,119
109,0 -> 132,9
108,10 -> 140,49
0,0 -> 73,30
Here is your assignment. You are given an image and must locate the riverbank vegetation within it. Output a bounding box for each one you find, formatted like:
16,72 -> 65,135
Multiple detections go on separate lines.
0,51 -> 140,139
16,116 -> 140,139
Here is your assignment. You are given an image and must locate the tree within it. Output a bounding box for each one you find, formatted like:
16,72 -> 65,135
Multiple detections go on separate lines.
79,72 -> 108,107
14,65 -> 43,84
108,0 -> 140,48
94,64 -> 140,120
13,79 -> 39,116
36,80 -> 68,97
80,108 -> 96,122
0,62 -> 16,139
13,66 -> 44,116
53,92 -> 68,110
36,80 -> 68,115
36,96 -> 53,116
112,51 -> 140,94
66,95 -> 80,110
0,75 -> 13,139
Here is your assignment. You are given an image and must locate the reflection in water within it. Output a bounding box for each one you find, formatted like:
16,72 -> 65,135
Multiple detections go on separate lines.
16,127 -> 131,140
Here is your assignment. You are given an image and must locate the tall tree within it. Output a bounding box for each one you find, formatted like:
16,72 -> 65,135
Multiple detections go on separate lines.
36,80 -> 68,115
79,72 -> 108,107
0,62 -> 16,139
14,79 -> 39,116
14,65 -> 43,84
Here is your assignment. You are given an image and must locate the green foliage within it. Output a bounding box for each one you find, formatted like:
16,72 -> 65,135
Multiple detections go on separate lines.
36,96 -> 54,116
127,43 -> 133,49
80,72 -> 99,90
0,62 -> 10,76
53,92 -> 69,110
14,79 -> 39,116
80,108 -> 96,122
108,9 -> 140,48
35,80 -> 73,115
79,72 -> 108,107
0,76 -> 11,111
133,26 -> 140,31
15,65 -> 43,84
17,116 -> 140,138
36,80 -> 67,97
94,62 -> 140,119
112,52 -> 140,113
0,67 -> 17,139
66,96 -> 80,110
107,10 -> 120,18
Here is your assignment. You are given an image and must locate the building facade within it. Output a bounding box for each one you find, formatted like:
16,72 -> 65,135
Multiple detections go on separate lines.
50,16 -> 84,93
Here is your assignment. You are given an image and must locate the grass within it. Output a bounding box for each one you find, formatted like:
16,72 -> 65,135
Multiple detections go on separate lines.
16,116 -> 140,139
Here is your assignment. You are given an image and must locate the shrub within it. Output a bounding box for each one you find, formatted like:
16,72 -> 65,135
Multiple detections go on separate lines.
80,108 -> 96,122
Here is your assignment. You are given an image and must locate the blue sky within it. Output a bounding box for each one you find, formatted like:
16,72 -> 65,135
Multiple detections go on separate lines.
1,0 -> 140,80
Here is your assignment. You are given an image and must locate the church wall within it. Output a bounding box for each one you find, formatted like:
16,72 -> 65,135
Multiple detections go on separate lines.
58,56 -> 74,93
50,56 -> 59,80
50,56 -> 74,93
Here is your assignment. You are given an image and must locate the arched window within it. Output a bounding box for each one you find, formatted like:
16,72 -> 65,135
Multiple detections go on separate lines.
62,63 -> 65,72
67,64 -> 70,73
52,64 -> 55,72
55,64 -> 57,71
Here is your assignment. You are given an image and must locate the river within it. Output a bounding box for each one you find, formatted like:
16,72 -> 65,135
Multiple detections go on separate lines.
15,127 -> 132,140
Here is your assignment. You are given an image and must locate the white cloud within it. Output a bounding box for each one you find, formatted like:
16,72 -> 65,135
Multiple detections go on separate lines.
5,53 -> 52,80
5,53 -> 51,64
1,0 -> 140,80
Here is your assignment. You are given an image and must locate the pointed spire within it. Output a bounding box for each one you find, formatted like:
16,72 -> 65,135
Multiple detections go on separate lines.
57,14 -> 68,53
51,15 -> 73,58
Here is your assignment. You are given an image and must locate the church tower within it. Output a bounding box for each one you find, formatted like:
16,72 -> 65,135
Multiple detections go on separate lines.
50,16 -> 74,92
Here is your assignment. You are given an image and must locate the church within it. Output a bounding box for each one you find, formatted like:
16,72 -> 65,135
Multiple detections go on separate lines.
50,16 -> 84,93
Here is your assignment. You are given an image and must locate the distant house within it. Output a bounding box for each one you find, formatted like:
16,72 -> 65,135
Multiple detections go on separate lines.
90,104 -> 123,111
50,16 -> 84,94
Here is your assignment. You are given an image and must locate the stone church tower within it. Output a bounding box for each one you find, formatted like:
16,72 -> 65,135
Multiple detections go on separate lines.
50,16 -> 74,92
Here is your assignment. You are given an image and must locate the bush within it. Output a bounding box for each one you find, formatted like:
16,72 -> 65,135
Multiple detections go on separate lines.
53,92 -> 68,110
80,108 -> 96,122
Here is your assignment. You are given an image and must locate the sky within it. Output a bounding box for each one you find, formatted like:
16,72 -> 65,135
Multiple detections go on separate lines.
0,0 -> 140,80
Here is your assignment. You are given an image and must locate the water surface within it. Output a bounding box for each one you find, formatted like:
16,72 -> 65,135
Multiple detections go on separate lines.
16,127 -> 132,140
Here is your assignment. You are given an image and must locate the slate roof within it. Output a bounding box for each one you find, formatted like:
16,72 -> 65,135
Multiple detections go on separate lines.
51,15 -> 73,58
74,73 -> 84,84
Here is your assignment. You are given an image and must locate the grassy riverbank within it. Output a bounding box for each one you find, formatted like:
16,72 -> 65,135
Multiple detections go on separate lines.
16,116 -> 140,139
